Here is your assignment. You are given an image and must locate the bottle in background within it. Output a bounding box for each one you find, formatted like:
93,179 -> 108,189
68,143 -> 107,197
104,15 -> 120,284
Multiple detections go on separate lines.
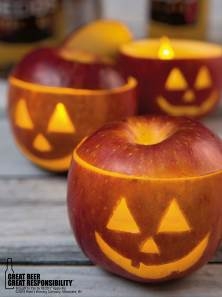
100,0 -> 148,38
63,0 -> 102,34
5,258 -> 14,289
0,0 -> 65,74
148,0 -> 209,40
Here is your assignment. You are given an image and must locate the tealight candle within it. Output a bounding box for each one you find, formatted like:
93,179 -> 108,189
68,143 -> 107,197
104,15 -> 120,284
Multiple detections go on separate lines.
119,37 -> 222,118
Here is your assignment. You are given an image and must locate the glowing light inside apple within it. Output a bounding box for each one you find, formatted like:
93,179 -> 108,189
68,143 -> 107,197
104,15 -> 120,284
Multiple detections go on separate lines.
158,37 -> 175,60
47,103 -> 76,134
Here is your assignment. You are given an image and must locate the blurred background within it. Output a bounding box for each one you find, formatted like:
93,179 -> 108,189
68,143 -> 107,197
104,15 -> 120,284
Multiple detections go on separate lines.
0,0 -> 222,77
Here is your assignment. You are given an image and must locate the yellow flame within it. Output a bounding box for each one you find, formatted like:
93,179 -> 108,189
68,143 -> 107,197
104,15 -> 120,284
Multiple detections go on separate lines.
47,103 -> 76,134
158,37 -> 175,60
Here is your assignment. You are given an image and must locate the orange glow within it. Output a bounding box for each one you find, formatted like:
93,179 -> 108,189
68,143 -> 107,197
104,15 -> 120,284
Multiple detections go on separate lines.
157,90 -> 218,117
195,66 -> 212,89
158,199 -> 191,233
33,134 -> 52,152
158,37 -> 175,60
95,232 -> 209,279
15,138 -> 72,172
106,197 -> 140,233
165,68 -> 188,90
140,237 -> 160,254
47,103 -> 76,134
15,99 -> 34,129
183,90 -> 195,103
121,39 -> 222,59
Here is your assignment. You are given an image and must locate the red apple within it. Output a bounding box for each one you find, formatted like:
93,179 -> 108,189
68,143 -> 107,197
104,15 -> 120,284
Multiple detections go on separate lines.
8,47 -> 137,172
12,47 -> 127,89
67,115 -> 222,282
119,39 -> 222,118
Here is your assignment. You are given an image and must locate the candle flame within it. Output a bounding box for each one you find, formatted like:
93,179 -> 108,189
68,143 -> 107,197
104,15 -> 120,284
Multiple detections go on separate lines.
158,37 -> 175,60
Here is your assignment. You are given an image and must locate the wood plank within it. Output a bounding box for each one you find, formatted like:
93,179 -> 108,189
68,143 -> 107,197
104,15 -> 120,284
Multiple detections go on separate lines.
0,178 -> 221,264
0,178 -> 89,265
0,79 -> 7,110
0,264 -> 221,297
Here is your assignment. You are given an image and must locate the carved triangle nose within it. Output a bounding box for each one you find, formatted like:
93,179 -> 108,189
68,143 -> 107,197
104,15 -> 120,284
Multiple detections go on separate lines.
183,90 -> 195,103
33,134 -> 52,152
140,237 -> 160,254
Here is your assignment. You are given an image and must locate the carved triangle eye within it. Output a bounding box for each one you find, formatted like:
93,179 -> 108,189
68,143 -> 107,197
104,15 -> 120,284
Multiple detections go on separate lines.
15,99 -> 34,129
158,199 -> 191,233
106,197 -> 141,234
195,66 -> 212,89
47,103 -> 76,134
165,68 -> 188,90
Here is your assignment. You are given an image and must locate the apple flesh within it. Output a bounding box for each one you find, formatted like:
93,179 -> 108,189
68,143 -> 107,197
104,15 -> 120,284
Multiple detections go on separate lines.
62,19 -> 133,61
67,115 -> 222,282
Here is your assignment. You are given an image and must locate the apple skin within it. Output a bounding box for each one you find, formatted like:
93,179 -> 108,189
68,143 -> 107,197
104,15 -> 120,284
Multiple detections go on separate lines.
118,50 -> 222,117
12,47 -> 127,90
11,48 -> 127,90
61,19 -> 133,61
67,115 -> 222,282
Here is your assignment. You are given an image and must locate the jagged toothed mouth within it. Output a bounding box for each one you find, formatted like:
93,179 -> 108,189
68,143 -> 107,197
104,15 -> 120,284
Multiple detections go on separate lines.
95,232 -> 209,280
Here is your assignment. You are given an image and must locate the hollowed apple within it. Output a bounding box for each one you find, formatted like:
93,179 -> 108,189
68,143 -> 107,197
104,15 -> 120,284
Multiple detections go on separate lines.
119,39 -> 222,117
8,47 -> 137,172
67,116 -> 222,282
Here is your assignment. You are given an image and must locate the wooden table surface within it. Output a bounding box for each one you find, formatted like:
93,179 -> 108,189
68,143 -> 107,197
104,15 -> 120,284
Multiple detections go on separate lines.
0,84 -> 222,296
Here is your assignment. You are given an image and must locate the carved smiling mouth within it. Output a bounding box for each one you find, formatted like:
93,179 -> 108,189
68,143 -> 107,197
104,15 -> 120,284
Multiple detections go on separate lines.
95,232 -> 209,280
14,139 -> 72,171
157,91 -> 218,117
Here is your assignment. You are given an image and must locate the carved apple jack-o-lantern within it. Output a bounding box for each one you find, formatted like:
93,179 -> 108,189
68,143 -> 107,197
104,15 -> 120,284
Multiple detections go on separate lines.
67,116 -> 222,282
119,39 -> 222,117
156,66 -> 217,117
8,48 -> 137,172
8,77 -> 137,172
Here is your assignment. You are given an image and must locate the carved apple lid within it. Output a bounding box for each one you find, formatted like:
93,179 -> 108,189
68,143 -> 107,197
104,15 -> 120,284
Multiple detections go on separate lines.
75,116 -> 222,179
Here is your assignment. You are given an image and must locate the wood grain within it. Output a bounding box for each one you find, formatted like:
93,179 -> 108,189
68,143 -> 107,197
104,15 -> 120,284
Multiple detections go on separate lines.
0,264 -> 221,297
0,178 -> 221,265
0,178 -> 89,265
